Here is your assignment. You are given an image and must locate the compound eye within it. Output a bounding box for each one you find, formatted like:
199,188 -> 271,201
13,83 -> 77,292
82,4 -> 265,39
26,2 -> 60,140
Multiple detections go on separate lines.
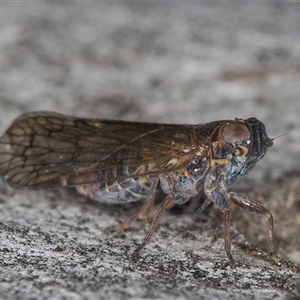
233,145 -> 248,156
222,123 -> 250,143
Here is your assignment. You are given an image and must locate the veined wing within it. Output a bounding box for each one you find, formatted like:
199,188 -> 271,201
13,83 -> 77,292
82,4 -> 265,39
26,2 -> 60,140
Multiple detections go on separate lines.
0,112 -> 199,189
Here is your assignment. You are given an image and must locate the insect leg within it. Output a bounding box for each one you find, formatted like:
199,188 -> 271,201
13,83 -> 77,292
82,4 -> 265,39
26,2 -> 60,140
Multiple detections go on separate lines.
224,208 -> 235,265
134,194 -> 173,253
136,177 -> 159,221
228,191 -> 275,254
104,177 -> 159,234
194,198 -> 212,217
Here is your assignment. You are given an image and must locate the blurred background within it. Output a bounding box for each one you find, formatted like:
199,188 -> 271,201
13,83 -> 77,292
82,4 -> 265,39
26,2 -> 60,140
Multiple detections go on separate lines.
1,3 -> 300,179
0,2 -> 300,299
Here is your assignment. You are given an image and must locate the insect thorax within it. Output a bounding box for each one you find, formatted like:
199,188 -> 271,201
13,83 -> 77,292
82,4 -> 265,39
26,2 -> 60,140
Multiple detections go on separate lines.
159,156 -> 209,204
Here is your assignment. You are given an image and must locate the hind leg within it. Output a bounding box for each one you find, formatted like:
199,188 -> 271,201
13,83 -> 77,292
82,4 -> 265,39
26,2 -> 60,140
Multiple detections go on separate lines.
104,177 -> 159,234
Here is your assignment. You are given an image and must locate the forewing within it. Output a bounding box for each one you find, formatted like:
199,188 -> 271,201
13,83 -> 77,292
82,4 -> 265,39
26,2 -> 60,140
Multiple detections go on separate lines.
0,112 -> 197,189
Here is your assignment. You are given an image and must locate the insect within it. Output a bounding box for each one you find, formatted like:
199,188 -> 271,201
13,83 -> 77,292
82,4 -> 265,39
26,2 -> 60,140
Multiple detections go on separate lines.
0,111 -> 274,264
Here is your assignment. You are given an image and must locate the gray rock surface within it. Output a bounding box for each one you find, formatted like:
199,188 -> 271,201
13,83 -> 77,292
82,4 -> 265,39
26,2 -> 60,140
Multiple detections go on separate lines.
0,2 -> 300,299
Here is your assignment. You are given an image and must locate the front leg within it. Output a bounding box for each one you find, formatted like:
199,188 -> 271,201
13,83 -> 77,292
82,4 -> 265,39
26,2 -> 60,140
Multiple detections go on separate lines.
228,191 -> 275,255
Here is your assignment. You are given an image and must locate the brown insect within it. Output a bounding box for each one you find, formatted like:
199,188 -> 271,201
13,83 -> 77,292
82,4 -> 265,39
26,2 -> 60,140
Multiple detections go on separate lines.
0,111 -> 274,264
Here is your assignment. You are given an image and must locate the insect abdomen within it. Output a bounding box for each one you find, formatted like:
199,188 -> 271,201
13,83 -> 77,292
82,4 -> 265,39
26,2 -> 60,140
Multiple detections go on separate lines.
76,176 -> 152,203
